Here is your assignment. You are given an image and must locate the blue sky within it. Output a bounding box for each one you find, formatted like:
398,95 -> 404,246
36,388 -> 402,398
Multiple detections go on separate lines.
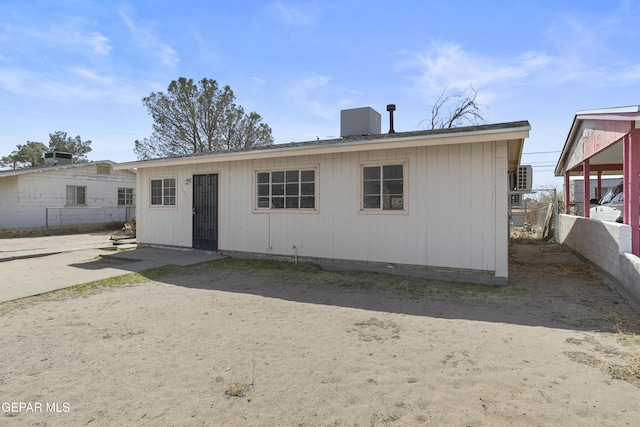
1,1 -> 639,187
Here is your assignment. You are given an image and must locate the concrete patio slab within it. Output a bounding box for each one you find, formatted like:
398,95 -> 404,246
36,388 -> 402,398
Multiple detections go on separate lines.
0,233 -> 226,303
105,247 -> 227,266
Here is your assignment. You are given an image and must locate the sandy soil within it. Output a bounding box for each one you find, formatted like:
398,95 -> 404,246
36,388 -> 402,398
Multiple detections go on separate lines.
1,241 -> 639,426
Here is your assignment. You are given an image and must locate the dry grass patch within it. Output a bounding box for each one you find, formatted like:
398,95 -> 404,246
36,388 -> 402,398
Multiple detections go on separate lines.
565,351 -> 640,387
551,261 -> 598,281
613,319 -> 640,346
370,411 -> 401,425
224,382 -> 252,398
565,323 -> 640,387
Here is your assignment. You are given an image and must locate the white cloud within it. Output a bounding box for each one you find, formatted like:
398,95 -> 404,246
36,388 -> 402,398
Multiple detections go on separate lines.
285,74 -> 335,119
69,67 -> 113,83
0,66 -> 142,105
118,10 -> 179,68
85,32 -> 112,55
269,1 -> 316,26
395,42 -> 555,103
22,24 -> 112,57
283,72 -> 365,121
620,65 -> 640,81
252,76 -> 267,91
395,36 -> 640,111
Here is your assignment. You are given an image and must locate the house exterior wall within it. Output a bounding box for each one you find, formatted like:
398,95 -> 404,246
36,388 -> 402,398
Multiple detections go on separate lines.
0,176 -> 19,228
0,165 -> 136,230
136,141 -> 508,280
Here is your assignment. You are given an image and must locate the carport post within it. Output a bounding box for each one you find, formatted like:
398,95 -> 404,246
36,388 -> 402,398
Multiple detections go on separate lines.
624,129 -> 640,255
564,173 -> 570,214
597,171 -> 602,201
583,160 -> 591,218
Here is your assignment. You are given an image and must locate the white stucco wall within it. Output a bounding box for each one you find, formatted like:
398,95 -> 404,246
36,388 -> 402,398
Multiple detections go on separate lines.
136,141 -> 509,279
0,164 -> 136,229
0,176 -> 19,228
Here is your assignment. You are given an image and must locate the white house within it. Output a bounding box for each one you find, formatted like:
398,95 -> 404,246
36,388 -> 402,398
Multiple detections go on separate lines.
115,109 -> 530,284
0,159 -> 136,236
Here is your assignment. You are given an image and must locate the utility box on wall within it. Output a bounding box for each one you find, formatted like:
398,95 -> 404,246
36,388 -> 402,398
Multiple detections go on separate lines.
517,165 -> 533,191
340,107 -> 381,137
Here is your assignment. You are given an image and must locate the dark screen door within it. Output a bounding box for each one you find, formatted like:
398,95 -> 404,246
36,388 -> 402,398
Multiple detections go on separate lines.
192,174 -> 218,251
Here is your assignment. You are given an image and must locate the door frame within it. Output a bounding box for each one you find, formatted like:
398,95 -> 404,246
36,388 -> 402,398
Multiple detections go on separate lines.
192,173 -> 219,251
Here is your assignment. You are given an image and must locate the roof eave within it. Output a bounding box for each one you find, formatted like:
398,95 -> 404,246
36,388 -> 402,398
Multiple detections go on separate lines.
114,123 -> 530,170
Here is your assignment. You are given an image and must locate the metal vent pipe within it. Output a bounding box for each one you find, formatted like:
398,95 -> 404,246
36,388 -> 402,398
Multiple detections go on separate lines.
386,104 -> 396,133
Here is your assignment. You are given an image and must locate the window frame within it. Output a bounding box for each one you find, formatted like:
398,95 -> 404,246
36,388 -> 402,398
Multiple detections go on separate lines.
118,187 -> 135,207
66,185 -> 87,206
359,160 -> 408,214
253,166 -> 318,213
149,177 -> 177,207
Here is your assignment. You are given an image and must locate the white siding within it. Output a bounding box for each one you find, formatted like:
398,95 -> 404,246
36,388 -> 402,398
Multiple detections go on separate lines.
137,141 -> 508,275
137,165 -> 198,247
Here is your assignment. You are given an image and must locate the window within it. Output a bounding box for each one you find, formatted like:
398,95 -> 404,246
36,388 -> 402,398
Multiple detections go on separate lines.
66,185 -> 86,205
256,169 -> 315,210
150,178 -> 176,206
118,188 -> 135,206
362,164 -> 404,210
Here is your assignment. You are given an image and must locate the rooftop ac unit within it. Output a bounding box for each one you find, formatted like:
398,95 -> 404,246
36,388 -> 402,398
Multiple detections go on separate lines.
516,165 -> 532,191
44,151 -> 73,167
340,107 -> 381,137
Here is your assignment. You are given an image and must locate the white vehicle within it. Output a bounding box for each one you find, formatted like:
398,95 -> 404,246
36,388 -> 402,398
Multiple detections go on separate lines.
589,181 -> 624,223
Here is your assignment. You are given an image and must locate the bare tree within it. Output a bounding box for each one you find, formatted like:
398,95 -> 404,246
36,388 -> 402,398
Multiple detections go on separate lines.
423,85 -> 487,129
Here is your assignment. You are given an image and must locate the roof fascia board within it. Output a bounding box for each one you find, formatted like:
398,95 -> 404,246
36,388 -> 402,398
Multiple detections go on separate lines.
555,116 -> 580,176
576,112 -> 640,122
0,161 -> 119,178
115,126 -> 530,170
576,105 -> 640,115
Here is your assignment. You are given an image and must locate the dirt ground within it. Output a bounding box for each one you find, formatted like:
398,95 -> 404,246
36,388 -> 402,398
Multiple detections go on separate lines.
1,241 -> 639,426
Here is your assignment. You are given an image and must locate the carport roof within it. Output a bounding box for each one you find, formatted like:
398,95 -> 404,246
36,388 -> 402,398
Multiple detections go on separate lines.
555,105 -> 640,176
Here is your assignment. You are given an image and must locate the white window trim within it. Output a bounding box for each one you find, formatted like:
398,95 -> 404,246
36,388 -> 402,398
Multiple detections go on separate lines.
358,159 -> 408,215
252,165 -> 319,214
149,176 -> 177,208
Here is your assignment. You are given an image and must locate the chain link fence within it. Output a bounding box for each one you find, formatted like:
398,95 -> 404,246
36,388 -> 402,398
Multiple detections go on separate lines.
510,189 -> 560,241
45,206 -> 136,235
